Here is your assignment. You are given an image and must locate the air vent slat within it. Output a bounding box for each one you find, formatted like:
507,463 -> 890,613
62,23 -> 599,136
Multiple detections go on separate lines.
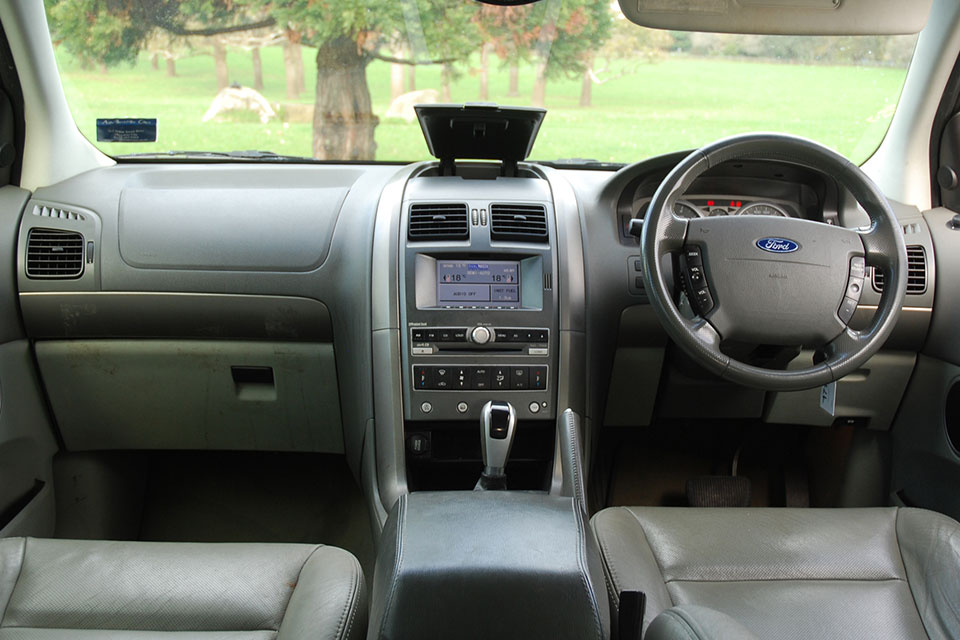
872,246 -> 926,295
408,203 -> 469,240
25,228 -> 84,279
490,203 -> 548,242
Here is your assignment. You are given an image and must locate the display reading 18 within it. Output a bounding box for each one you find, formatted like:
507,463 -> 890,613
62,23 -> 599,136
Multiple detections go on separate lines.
436,260 -> 520,309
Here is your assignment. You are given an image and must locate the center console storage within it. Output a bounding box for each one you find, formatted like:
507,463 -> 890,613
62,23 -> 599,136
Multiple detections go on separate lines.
367,491 -> 609,640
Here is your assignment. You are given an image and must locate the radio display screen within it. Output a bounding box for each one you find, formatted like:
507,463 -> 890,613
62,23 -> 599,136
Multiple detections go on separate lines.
436,260 -> 520,308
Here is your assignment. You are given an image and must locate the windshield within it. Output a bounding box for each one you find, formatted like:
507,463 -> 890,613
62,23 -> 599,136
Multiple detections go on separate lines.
44,0 -> 918,165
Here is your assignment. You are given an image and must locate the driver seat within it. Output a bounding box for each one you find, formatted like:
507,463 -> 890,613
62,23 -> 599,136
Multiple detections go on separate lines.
591,506 -> 960,640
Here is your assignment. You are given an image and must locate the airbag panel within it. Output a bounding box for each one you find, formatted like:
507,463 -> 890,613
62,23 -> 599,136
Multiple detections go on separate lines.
119,176 -> 349,271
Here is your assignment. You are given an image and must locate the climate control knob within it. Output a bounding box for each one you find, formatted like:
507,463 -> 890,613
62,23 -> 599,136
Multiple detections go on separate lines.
470,326 -> 492,345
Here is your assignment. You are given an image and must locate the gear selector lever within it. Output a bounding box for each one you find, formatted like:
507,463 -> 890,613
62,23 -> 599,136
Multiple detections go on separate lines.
475,400 -> 517,490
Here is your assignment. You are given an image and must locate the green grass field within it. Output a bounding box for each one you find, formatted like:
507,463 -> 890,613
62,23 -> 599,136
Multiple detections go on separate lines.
54,45 -> 908,164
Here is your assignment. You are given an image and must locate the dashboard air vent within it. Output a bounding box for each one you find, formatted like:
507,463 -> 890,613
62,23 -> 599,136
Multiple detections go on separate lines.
872,245 -> 926,295
408,203 -> 469,240
490,203 -> 548,242
26,228 -> 84,278
31,204 -> 85,221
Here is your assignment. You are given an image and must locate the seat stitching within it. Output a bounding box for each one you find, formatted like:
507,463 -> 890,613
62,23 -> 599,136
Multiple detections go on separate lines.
376,494 -> 406,640
331,551 -> 360,640
0,537 -> 28,627
664,576 -> 909,584
573,500 -> 603,640
592,513 -> 625,612
893,508 -> 932,640
337,555 -> 363,640
623,508 -> 673,605
660,610 -> 700,640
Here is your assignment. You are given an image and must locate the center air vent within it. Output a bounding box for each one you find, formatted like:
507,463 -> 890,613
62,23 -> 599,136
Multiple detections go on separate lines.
26,228 -> 84,279
490,203 -> 548,242
872,245 -> 926,294
408,203 -> 469,240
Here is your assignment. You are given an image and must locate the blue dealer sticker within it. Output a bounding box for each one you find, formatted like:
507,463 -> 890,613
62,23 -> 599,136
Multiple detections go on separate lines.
96,118 -> 158,143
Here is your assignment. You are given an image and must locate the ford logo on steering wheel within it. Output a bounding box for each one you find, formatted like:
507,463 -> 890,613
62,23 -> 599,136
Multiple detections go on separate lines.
756,237 -> 800,253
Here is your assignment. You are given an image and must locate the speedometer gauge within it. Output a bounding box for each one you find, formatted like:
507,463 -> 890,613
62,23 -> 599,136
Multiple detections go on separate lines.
738,202 -> 789,217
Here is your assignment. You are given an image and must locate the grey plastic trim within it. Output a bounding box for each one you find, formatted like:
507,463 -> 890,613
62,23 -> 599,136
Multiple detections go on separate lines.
19,291 -> 333,341
370,164 -> 424,516
0,187 -> 30,343
922,208 -> 960,365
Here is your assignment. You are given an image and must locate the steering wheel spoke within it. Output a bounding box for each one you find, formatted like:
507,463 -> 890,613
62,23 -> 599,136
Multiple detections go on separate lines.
639,133 -> 907,391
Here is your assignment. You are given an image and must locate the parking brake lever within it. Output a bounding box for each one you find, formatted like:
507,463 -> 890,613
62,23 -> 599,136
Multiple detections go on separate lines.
475,400 -> 517,491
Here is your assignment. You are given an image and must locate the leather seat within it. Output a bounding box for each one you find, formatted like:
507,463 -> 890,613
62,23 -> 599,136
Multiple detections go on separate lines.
0,537 -> 366,640
591,507 -> 960,640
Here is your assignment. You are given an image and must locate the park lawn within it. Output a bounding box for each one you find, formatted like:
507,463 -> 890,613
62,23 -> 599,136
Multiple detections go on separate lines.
53,45 -> 908,164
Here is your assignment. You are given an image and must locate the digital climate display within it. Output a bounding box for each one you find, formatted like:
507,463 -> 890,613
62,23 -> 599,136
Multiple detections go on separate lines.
436,260 -> 520,308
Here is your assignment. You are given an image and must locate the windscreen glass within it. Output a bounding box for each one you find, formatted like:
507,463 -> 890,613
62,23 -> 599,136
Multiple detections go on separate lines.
45,0 -> 918,164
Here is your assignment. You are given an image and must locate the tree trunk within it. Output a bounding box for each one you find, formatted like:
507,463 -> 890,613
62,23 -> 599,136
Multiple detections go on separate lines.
283,41 -> 300,99
99,61 -> 108,74
292,42 -> 305,93
508,64 -> 519,97
441,64 -> 452,102
252,48 -> 264,91
213,39 -> 229,89
391,60 -> 405,100
151,53 -> 159,70
407,65 -> 416,92
479,44 -> 490,101
312,36 -> 378,161
166,57 -> 176,77
579,54 -> 593,107
532,60 -> 548,108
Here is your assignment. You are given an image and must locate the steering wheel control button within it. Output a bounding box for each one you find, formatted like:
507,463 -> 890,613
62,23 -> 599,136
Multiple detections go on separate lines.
469,326 -> 492,344
846,276 -> 864,299
838,296 -> 859,324
628,255 -> 646,296
457,402 -> 469,414
420,402 -> 433,414
528,402 -> 541,414
692,287 -> 715,315
850,256 -> 866,279
684,246 -> 704,266
687,264 -> 706,288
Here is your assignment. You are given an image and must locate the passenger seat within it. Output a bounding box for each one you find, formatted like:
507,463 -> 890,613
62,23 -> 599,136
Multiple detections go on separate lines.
0,537 -> 366,640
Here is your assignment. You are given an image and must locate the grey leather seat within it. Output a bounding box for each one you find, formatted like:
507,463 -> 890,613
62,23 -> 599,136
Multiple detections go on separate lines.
0,537 -> 366,640
591,507 -> 960,640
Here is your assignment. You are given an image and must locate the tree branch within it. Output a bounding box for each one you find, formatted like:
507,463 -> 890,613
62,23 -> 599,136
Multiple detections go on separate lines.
153,17 -> 277,37
371,53 -> 457,66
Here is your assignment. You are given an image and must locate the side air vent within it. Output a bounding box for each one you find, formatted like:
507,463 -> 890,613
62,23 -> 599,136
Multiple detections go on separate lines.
26,228 -> 84,278
490,203 -> 548,242
31,204 -> 85,222
872,245 -> 926,294
408,203 -> 469,240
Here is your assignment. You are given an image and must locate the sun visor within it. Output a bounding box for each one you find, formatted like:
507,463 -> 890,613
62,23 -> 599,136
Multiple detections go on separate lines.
620,0 -> 932,35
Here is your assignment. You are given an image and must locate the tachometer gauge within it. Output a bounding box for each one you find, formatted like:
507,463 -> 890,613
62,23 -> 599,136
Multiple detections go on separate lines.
738,202 -> 789,217
673,201 -> 703,218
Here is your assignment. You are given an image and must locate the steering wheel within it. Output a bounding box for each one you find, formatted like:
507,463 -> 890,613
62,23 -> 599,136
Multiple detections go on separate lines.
640,133 -> 907,391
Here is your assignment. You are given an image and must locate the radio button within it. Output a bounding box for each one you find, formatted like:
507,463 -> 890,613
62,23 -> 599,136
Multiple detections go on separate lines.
508,329 -> 523,342
411,329 -> 426,342
451,328 -> 467,341
439,328 -> 453,341
511,367 -> 529,390
425,329 -> 439,341
494,328 -> 510,342
470,326 -> 492,344
534,330 -> 548,343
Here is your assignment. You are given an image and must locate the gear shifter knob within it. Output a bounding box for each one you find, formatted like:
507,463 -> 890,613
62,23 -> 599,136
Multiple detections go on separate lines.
480,400 -> 517,477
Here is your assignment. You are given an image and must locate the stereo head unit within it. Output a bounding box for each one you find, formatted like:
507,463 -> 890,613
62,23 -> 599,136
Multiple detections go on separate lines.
415,254 -> 542,311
